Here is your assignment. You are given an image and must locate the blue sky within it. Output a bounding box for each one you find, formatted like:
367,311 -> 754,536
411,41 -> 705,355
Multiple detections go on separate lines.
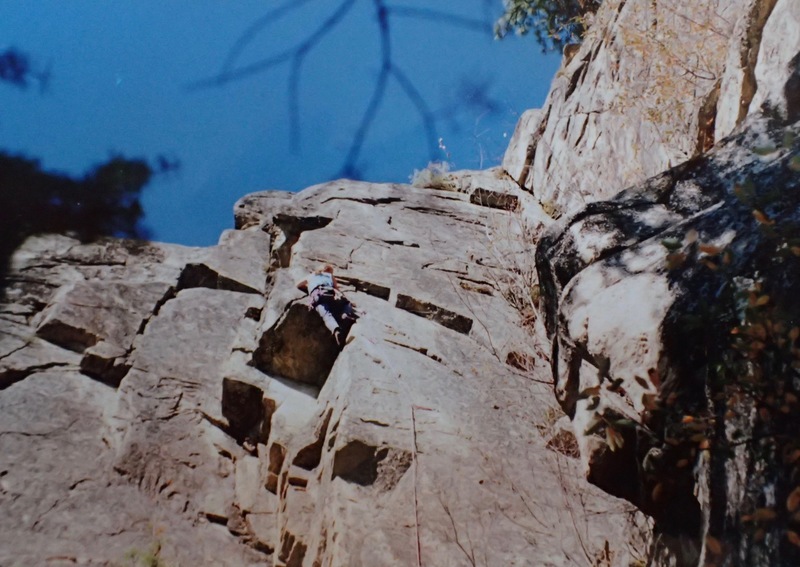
0,1 -> 560,245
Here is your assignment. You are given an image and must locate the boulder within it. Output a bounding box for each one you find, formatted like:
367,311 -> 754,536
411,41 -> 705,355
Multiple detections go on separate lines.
537,115 -> 800,564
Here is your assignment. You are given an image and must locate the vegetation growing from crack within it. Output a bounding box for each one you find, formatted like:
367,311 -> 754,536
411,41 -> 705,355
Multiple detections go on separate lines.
118,540 -> 173,567
609,1 -> 732,161
481,207 -> 543,333
646,136 -> 800,565
410,161 -> 457,191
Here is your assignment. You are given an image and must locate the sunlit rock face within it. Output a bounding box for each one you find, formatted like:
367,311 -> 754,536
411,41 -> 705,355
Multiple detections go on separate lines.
0,174 -> 645,566
539,117 -> 800,565
2,0 -> 798,564
514,0 -> 800,563
503,0 -> 799,219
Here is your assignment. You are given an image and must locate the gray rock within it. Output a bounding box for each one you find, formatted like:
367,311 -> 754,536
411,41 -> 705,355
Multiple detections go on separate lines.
5,0 -> 794,563
538,117 -> 800,564
0,177 -> 642,565
501,0 -> 795,220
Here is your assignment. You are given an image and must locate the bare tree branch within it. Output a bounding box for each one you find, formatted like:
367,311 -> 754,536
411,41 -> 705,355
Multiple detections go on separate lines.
340,0 -> 392,178
190,0 -> 496,179
187,0 -> 356,89
388,6 -> 492,33
390,66 -> 439,162
289,53 -> 303,153
218,0 -> 318,78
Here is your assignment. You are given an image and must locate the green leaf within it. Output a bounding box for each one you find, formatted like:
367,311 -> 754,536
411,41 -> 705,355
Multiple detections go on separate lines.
753,145 -> 778,156
661,237 -> 683,251
782,131 -> 796,148
612,418 -> 638,429
789,155 -> 800,172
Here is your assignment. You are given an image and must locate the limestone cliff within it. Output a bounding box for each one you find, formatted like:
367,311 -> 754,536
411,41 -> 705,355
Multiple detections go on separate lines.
503,0 -> 800,564
503,0 -> 797,216
0,174 -> 642,566
1,0 -> 799,565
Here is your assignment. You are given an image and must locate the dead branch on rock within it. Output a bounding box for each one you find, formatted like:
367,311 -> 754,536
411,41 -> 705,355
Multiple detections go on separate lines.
439,495 -> 478,567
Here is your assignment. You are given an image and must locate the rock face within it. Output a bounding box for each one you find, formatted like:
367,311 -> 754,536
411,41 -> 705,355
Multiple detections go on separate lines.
503,0 -> 797,217
2,0 -> 799,565
0,176 -> 643,566
504,0 -> 800,564
538,117 -> 800,565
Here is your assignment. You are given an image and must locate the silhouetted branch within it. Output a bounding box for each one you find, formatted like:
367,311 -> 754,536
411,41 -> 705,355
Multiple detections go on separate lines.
341,0 -> 391,178
388,6 -> 492,34
191,0 -> 495,179
389,66 -> 438,162
218,0 -> 318,78
188,0 -> 356,89
289,53 -> 303,152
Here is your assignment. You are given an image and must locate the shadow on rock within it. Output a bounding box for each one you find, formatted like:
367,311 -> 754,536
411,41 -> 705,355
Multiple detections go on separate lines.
252,301 -> 354,389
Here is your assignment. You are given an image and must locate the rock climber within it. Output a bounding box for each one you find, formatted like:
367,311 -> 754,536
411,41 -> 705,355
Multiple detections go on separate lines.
296,264 -> 359,345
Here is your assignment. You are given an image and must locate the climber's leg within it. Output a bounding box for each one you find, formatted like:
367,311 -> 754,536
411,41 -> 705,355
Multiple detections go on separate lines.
315,303 -> 340,334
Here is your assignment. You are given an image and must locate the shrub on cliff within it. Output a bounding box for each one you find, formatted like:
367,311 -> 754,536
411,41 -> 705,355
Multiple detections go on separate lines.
495,0 -> 601,50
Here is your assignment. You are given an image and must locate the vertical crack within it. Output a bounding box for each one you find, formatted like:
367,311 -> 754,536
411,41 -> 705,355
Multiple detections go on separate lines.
736,0 -> 779,124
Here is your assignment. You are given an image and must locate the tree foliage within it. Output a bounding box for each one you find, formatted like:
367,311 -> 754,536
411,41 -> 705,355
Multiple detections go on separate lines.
0,45 -> 178,287
495,0 -> 601,51
0,47 -> 49,91
654,136 -> 800,564
0,153 -> 154,283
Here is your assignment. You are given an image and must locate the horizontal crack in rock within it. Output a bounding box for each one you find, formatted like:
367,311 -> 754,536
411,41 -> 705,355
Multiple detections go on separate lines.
336,276 -> 390,300
395,294 -> 473,335
384,339 -> 444,364
177,263 -> 261,295
0,361 -> 72,390
469,188 -> 519,211
320,196 -> 402,206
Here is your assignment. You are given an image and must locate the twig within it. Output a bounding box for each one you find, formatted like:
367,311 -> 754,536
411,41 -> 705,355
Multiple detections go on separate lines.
218,0 -> 318,77
389,6 -> 491,34
189,0 -> 494,179
440,496 -> 477,566
187,0 -> 356,89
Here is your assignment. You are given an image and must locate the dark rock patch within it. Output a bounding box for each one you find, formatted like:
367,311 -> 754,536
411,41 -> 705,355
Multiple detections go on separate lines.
177,262 -> 261,295
395,294 -> 472,335
336,276 -> 390,300
469,188 -> 519,211
271,214 -> 333,268
221,377 -> 274,445
332,440 -> 387,486
293,409 -> 333,471
253,301 -> 343,389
